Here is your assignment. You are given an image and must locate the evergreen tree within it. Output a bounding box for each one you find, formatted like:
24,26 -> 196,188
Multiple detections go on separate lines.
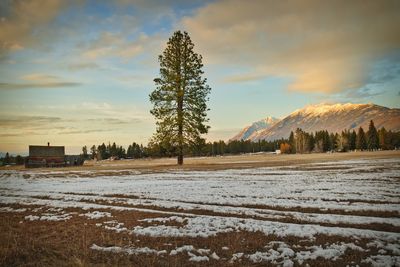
150,31 -> 211,165
324,130 -> 331,151
82,145 -> 88,159
90,145 -> 96,160
15,155 -> 24,165
367,120 -> 379,150
356,127 -> 367,150
288,131 -> 295,153
378,127 -> 387,150
97,143 -> 107,160
110,142 -> 117,157
308,133 -> 315,152
338,130 -> 350,152
295,128 -> 304,153
330,133 -> 339,151
4,152 -> 10,165
349,130 -> 357,151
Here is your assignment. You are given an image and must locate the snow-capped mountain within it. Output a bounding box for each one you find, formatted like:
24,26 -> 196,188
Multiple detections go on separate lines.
230,116 -> 279,141
233,103 -> 400,142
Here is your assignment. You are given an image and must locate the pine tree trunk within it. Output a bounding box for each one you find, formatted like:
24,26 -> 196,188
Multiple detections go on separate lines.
177,95 -> 184,165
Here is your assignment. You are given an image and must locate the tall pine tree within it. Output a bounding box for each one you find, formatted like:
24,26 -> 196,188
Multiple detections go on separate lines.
288,131 -> 295,153
367,120 -> 379,150
150,31 -> 211,165
349,130 -> 357,151
356,127 -> 367,150
378,127 -> 387,150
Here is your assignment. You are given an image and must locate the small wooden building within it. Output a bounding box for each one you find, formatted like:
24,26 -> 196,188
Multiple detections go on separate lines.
25,143 -> 65,168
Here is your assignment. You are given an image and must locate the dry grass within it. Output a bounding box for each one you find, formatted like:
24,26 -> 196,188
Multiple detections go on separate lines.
0,204 -> 386,267
2,150 -> 399,177
1,151 -> 399,266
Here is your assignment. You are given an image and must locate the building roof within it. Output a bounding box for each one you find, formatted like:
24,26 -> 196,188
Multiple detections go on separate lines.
29,145 -> 65,158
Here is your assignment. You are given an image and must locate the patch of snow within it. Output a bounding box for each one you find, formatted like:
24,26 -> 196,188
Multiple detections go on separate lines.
131,214 -> 400,245
362,255 -> 400,267
39,213 -> 72,221
25,213 -> 72,221
245,241 -> 366,265
102,220 -> 127,233
0,207 -> 26,212
210,252 -> 220,260
90,244 -> 164,255
25,215 -> 40,221
80,211 -> 112,219
140,216 -> 186,224
229,252 -> 244,263
170,245 -> 194,256
188,253 -> 209,262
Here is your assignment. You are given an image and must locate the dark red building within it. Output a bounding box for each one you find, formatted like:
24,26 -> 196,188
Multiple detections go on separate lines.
25,143 -> 65,168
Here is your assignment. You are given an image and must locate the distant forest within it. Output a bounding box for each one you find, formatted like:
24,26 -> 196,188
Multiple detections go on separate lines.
80,120 -> 400,161
1,120 -> 399,166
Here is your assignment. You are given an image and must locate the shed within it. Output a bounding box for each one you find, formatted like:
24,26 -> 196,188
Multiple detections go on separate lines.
26,143 -> 65,168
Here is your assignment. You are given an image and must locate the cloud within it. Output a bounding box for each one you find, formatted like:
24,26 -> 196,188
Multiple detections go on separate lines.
0,116 -> 66,135
80,32 -> 162,61
366,54 -> 400,85
59,129 -> 112,135
341,87 -> 385,100
182,0 -> 400,93
80,102 -> 112,111
0,73 -> 81,89
0,112 -> 146,139
222,73 -> 268,83
0,0 -> 78,57
0,82 -> 81,89
87,118 -> 142,125
67,62 -> 100,71
0,115 -> 62,127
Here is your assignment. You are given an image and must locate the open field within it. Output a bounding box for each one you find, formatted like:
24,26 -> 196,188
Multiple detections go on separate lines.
0,151 -> 399,266
2,150 -> 400,175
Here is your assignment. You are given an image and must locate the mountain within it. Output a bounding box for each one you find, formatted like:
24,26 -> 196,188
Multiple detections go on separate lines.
233,103 -> 400,142
231,116 -> 279,141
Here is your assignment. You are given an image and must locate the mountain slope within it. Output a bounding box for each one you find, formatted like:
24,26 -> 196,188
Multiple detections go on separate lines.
234,103 -> 400,142
231,116 -> 279,141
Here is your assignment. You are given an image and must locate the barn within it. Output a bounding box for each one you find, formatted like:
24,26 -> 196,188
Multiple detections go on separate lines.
25,143 -> 65,168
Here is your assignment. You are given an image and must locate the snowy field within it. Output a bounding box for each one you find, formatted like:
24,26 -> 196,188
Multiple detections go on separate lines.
0,157 -> 399,266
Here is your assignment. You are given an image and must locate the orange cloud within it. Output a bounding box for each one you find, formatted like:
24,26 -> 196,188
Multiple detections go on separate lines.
182,0 -> 400,93
0,0 -> 74,56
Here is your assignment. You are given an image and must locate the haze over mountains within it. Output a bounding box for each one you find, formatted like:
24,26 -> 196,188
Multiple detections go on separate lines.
232,103 -> 400,142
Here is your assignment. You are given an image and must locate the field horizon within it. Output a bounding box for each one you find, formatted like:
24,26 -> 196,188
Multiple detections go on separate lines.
2,150 -> 399,174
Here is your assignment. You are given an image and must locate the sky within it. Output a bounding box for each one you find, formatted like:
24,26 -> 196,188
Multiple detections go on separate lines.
0,0 -> 400,155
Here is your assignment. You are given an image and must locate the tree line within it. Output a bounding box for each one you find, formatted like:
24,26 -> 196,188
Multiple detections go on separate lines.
80,120 -> 400,161
280,120 -> 400,154
1,120 -> 399,166
0,153 -> 25,166
81,139 -> 287,160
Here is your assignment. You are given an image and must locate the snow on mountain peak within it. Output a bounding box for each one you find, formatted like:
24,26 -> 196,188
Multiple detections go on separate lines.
290,103 -> 370,117
230,116 -> 279,141
263,116 -> 277,124
232,102 -> 399,142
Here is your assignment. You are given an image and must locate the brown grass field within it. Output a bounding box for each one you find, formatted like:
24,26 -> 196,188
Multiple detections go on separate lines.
0,150 -> 399,266
3,150 -> 400,174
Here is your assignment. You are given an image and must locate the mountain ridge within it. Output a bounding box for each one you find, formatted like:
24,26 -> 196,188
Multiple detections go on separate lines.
230,116 -> 279,141
232,103 -> 400,141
